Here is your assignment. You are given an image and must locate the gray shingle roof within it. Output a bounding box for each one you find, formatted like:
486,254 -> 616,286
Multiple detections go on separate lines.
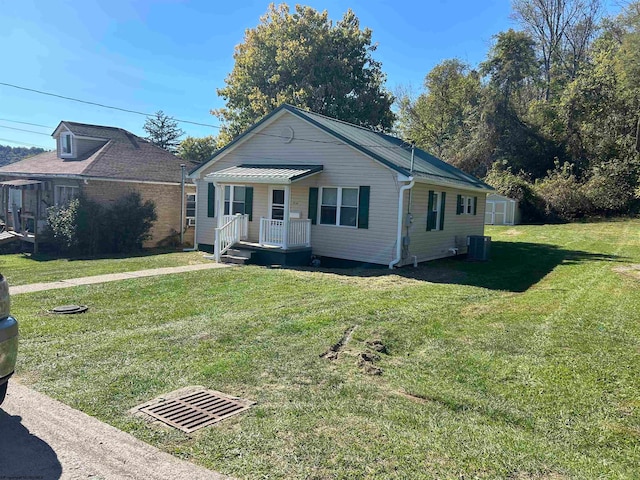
0,122 -> 187,183
191,105 -> 493,192
285,106 -> 493,191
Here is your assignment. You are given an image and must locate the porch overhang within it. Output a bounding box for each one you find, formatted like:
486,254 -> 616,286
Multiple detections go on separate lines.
0,179 -> 51,191
204,164 -> 323,185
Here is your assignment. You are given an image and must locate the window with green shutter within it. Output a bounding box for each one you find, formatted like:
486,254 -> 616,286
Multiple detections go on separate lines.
207,183 -> 215,218
308,188 -> 319,225
357,186 -> 370,229
427,190 -> 445,231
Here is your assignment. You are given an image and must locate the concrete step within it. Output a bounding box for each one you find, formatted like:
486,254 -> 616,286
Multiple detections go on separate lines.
220,254 -> 249,265
226,248 -> 253,259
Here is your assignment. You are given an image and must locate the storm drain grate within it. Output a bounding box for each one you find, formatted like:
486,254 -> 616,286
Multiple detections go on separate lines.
138,389 -> 254,433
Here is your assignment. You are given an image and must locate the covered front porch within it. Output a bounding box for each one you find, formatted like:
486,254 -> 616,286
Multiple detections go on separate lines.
207,165 -> 322,264
0,179 -> 52,252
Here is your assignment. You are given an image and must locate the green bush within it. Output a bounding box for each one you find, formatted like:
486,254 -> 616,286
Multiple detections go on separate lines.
43,192 -> 157,256
534,162 -> 591,221
44,198 -> 80,254
582,159 -> 639,214
484,162 -> 545,222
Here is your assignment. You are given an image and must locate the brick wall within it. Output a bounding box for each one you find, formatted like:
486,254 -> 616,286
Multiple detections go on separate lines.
82,180 -> 195,248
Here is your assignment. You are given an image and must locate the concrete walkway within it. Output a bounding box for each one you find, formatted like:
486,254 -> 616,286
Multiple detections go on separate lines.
10,262 -> 232,295
1,382 -> 230,479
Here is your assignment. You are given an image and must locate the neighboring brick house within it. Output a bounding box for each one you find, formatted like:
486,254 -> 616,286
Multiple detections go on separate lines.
0,121 -> 195,251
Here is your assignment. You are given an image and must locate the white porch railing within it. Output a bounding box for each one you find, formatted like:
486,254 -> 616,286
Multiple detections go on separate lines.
214,215 -> 243,262
221,214 -> 249,240
259,218 -> 311,248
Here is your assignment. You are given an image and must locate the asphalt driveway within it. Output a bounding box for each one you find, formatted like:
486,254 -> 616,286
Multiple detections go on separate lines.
0,382 -> 229,480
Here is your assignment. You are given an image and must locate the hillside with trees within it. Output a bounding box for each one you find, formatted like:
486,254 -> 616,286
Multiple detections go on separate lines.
0,145 -> 46,167
398,0 -> 640,221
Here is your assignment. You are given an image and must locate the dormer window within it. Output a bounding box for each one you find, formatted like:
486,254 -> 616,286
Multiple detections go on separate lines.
60,132 -> 73,157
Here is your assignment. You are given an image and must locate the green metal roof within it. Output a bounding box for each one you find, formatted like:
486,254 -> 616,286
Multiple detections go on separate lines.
191,104 -> 493,192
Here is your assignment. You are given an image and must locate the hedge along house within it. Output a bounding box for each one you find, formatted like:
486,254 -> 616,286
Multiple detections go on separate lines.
189,105 -> 494,268
0,121 -> 195,252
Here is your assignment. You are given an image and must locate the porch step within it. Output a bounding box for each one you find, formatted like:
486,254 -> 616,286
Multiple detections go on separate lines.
220,248 -> 254,265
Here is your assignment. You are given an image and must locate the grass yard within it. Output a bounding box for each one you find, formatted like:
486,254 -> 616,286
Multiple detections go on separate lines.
12,219 -> 640,479
0,249 -> 209,286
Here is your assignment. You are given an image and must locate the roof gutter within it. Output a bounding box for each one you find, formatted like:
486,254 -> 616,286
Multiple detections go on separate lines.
389,178 -> 415,269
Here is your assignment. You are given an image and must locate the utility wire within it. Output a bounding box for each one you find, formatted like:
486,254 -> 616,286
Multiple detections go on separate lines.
0,82 -> 412,149
0,118 -> 53,129
0,125 -> 52,136
0,137 -> 51,149
0,81 -> 222,129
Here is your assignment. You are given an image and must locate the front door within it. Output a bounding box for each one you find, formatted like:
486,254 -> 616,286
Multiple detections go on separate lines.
265,187 -> 286,245
270,188 -> 285,220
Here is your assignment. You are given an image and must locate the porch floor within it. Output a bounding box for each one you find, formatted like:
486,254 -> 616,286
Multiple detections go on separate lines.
233,241 -> 312,266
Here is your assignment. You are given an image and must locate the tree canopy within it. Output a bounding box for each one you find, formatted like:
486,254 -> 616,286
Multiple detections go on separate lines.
397,0 -> 640,219
177,136 -> 217,164
143,111 -> 184,152
213,3 -> 395,141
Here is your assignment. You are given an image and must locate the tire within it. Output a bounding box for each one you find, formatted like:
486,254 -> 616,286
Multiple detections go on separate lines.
0,381 -> 7,406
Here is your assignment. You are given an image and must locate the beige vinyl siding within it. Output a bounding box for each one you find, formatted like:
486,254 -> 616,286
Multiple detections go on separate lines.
404,183 -> 487,265
195,179 -> 215,246
196,113 -> 401,265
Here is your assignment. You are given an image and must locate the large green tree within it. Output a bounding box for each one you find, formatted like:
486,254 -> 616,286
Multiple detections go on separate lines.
397,59 -> 481,163
214,3 -> 395,140
177,136 -> 217,164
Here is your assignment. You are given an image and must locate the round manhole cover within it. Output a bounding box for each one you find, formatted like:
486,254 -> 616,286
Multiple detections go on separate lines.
51,305 -> 89,314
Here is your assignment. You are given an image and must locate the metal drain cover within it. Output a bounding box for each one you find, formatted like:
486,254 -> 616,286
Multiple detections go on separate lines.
137,388 -> 255,433
51,305 -> 89,314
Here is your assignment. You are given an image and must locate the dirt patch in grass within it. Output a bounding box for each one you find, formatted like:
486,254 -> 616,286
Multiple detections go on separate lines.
320,325 -> 357,360
613,264 -> 640,281
505,229 -> 523,236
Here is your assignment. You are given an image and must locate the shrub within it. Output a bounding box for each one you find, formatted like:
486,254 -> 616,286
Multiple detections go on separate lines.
484,162 -> 545,222
106,192 -> 157,253
582,159 -> 639,214
43,192 -> 157,256
534,161 -> 591,221
44,198 -> 80,254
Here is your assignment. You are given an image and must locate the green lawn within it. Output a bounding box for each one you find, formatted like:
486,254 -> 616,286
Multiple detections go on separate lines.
12,220 -> 640,479
0,250 -> 209,286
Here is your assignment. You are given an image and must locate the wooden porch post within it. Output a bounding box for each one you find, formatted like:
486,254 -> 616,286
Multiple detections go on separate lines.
34,188 -> 40,254
283,185 -> 290,249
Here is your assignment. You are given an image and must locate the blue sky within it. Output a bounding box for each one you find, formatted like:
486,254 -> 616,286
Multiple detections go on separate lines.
0,0 -> 621,150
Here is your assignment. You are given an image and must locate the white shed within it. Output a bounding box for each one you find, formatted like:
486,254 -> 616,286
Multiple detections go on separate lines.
485,193 -> 519,225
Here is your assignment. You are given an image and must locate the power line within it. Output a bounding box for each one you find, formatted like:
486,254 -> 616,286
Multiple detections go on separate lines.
0,118 -> 53,129
0,125 -> 52,136
0,82 -> 411,149
0,81 -> 222,129
0,137 -> 51,149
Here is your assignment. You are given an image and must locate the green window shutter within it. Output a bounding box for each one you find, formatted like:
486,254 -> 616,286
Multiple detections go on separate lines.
456,194 -> 463,215
207,183 -> 215,218
357,186 -> 370,229
473,196 -> 478,215
245,187 -> 254,221
427,190 -> 435,231
439,192 -> 446,230
308,188 -> 319,225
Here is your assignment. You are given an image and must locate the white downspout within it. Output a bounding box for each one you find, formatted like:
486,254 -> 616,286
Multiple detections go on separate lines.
389,178 -> 415,269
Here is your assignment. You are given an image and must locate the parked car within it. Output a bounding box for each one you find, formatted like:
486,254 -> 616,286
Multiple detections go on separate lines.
0,274 -> 18,406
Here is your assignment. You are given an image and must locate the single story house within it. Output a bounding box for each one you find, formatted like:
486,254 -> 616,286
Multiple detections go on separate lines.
0,121 -> 195,251
189,104 -> 494,268
485,193 -> 520,226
